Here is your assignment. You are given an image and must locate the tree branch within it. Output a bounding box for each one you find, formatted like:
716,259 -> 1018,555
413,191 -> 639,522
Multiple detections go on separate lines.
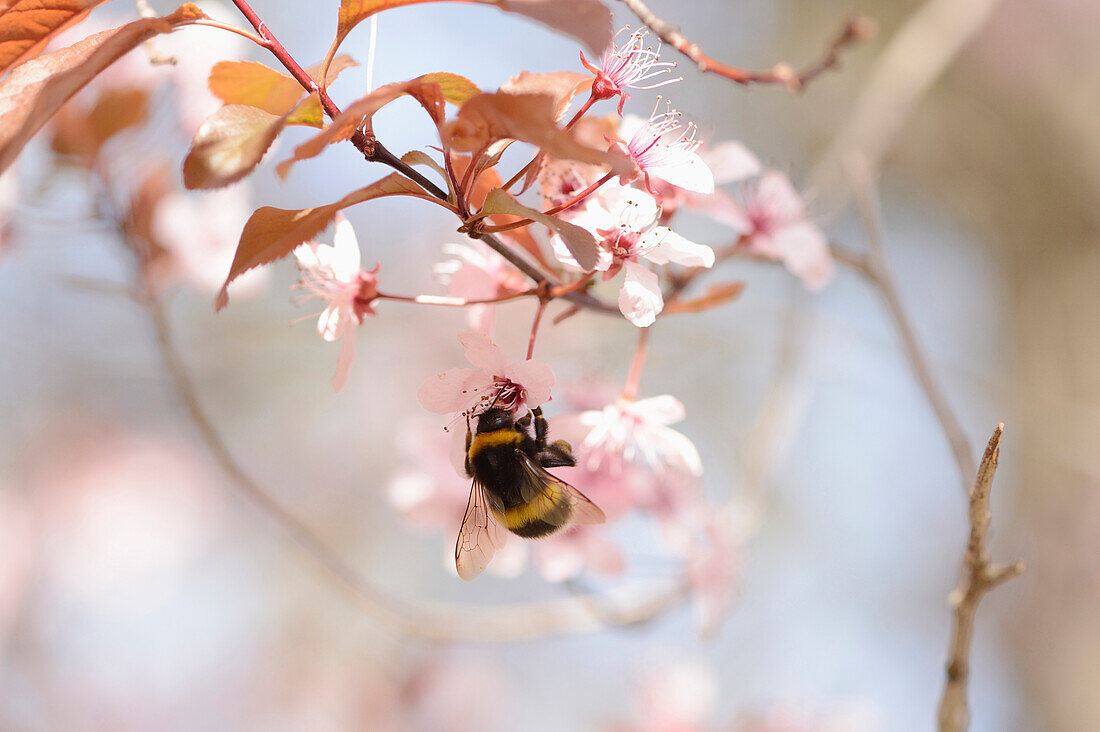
228,0 -> 446,199
145,288 -> 685,642
617,0 -> 874,89
227,0 -> 617,317
937,423 -> 1026,732
843,171 -> 977,491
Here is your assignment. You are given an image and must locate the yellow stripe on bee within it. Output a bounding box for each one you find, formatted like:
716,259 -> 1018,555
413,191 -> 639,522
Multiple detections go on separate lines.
467,428 -> 523,460
498,483 -> 565,530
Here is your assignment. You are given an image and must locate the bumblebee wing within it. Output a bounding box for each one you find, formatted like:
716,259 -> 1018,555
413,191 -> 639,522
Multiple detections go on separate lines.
516,450 -> 607,526
455,480 -> 505,580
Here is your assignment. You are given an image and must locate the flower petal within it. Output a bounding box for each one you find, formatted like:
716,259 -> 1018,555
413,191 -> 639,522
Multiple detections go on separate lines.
618,261 -> 663,327
642,228 -> 715,268
458,331 -> 508,373
648,151 -> 714,194
417,367 -> 493,414
701,140 -> 761,185
629,394 -> 686,425
685,189 -> 752,233
328,212 -> 362,279
756,170 -> 805,223
331,331 -> 355,392
771,222 -> 833,290
506,359 -> 555,409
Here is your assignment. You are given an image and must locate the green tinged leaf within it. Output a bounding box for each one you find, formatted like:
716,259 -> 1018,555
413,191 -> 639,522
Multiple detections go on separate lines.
419,72 -> 480,105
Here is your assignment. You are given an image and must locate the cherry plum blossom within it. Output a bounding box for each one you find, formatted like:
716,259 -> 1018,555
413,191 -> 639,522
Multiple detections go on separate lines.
553,184 -> 715,326
417,332 -> 555,418
729,171 -> 833,290
580,27 -> 679,115
433,242 -> 527,334
613,110 -> 715,194
293,214 -> 380,392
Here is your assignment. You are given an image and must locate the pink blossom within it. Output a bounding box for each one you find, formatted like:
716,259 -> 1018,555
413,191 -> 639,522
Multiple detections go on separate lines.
417,332 -> 555,418
533,525 -> 624,582
610,657 -> 717,732
153,183 -> 269,297
729,171 -> 833,290
652,140 -> 763,225
613,110 -> 715,194
293,214 -> 380,392
580,27 -> 679,115
559,395 -> 703,532
538,157 -> 607,213
433,242 -> 527,334
688,508 -> 749,637
553,184 -> 714,327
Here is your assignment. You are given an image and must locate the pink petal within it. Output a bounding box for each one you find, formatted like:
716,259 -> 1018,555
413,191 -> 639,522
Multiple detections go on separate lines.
328,212 -> 362,279
654,423 -> 703,477
417,368 -> 493,414
702,140 -> 761,184
331,332 -> 355,392
505,359 -> 555,408
649,151 -> 714,194
771,222 -> 833,290
630,394 -> 685,425
458,331 -> 508,373
641,228 -> 715,268
757,170 -> 805,223
685,189 -> 752,233
618,261 -> 663,327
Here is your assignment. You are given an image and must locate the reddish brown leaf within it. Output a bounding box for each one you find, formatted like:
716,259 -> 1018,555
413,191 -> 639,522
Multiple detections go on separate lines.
480,187 -> 598,270
500,71 -> 590,121
49,86 -> 150,162
275,77 -> 444,179
0,4 -> 206,175
216,173 -> 428,310
663,282 -> 745,314
441,90 -> 634,177
207,55 -> 357,116
332,0 -> 610,58
183,104 -> 286,190
0,0 -> 110,74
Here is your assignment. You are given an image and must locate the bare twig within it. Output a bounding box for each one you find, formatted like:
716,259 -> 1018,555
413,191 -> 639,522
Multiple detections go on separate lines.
845,170 -> 977,491
811,0 -> 1008,211
617,0 -> 874,89
145,290 -> 686,642
937,424 -> 1026,732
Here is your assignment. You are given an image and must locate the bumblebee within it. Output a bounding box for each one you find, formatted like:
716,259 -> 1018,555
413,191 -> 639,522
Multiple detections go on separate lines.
456,406 -> 606,580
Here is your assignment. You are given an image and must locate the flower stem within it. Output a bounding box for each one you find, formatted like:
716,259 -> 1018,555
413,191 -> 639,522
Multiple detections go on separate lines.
622,326 -> 651,400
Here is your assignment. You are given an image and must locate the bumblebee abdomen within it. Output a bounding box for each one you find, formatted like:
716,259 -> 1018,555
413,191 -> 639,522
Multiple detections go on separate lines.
492,482 -> 573,538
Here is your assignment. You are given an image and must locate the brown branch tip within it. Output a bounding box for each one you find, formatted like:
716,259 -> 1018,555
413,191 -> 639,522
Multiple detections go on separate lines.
619,0 -> 877,90
937,423 -> 1026,732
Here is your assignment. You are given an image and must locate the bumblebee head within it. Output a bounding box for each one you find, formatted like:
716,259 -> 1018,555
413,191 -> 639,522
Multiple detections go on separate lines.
476,407 -> 514,434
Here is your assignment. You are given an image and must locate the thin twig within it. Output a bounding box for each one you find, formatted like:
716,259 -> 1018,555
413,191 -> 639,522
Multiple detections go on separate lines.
846,172 -> 977,490
617,0 -> 874,90
937,423 -> 1026,732
810,0 -> 1008,211
145,289 -> 687,642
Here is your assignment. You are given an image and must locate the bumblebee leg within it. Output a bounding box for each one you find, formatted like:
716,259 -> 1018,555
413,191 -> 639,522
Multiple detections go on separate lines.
464,415 -> 473,477
538,439 -> 576,468
532,406 -> 549,450
514,411 -> 532,432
